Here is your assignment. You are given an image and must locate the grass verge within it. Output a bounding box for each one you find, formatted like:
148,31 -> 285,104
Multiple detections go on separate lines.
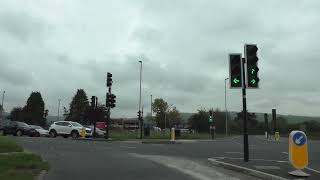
108,130 -> 236,140
0,153 -> 49,180
0,136 -> 49,180
0,136 -> 23,153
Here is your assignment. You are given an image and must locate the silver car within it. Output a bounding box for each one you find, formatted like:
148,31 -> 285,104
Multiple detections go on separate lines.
29,125 -> 49,137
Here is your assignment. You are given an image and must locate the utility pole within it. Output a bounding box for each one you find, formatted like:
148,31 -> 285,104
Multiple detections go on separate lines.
272,109 -> 277,134
150,95 -> 153,122
138,60 -> 143,139
57,99 -> 61,121
224,78 -> 229,136
242,57 -> 249,162
264,113 -> 269,139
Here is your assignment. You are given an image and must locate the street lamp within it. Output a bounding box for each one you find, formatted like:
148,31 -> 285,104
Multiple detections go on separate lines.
138,60 -> 143,139
150,94 -> 153,123
164,104 -> 173,129
225,78 -> 229,136
57,99 -> 61,121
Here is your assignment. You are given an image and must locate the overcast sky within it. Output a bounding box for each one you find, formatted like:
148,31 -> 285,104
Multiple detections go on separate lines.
1,0 -> 320,118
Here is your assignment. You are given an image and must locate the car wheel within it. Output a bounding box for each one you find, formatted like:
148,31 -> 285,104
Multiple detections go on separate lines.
49,130 -> 57,138
62,135 -> 69,138
0,129 -> 5,136
16,130 -> 23,136
36,132 -> 40,137
71,131 -> 79,139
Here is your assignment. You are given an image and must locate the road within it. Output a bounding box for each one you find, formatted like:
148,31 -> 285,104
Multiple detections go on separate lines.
13,135 -> 320,180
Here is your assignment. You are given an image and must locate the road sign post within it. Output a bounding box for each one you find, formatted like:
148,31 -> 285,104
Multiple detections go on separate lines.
288,131 -> 309,177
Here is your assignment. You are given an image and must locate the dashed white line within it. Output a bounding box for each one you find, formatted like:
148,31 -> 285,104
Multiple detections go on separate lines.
120,146 -> 136,149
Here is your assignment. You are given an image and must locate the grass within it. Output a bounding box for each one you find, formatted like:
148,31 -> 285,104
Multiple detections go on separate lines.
108,130 -> 235,140
0,136 -> 23,153
0,136 -> 49,180
0,153 -> 49,180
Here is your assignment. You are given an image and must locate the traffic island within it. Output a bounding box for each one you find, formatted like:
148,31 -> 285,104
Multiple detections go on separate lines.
208,157 -> 320,180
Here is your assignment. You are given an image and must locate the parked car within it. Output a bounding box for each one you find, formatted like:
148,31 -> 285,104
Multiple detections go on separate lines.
49,121 -> 92,139
86,125 -> 106,137
0,121 -> 39,137
29,125 -> 49,137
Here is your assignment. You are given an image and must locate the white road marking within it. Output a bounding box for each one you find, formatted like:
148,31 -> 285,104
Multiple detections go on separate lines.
282,152 -> 288,155
225,152 -> 243,154
120,146 -> 136,149
131,153 -> 240,180
305,167 -> 320,174
210,156 -> 288,163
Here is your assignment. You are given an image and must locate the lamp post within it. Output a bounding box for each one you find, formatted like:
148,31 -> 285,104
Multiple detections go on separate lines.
138,60 -> 142,139
57,99 -> 61,121
225,78 -> 229,136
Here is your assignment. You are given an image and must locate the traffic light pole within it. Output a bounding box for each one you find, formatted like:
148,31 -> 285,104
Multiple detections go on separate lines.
105,87 -> 111,139
242,57 -> 249,162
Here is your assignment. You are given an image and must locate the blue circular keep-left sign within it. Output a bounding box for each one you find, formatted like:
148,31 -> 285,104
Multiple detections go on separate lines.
293,132 -> 306,146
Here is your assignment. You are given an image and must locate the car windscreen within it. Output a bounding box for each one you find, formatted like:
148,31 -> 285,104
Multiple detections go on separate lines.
30,125 -> 42,129
17,122 -> 29,127
70,122 -> 83,127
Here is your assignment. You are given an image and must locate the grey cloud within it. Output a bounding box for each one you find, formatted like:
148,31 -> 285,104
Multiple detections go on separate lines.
1,1 -> 320,118
0,11 -> 47,42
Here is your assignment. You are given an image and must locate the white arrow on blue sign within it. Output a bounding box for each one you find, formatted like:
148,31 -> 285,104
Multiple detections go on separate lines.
293,132 -> 306,146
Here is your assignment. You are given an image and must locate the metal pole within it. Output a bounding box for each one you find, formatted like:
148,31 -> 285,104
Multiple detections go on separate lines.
264,113 -> 269,139
242,57 -> 249,162
150,95 -> 152,122
272,109 -> 276,134
106,87 -> 111,139
57,99 -> 61,121
225,78 -> 229,136
138,60 -> 142,139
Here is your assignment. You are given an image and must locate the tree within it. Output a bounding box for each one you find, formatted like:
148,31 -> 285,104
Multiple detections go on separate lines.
233,111 -> 258,134
0,105 -> 3,118
188,108 -> 210,133
212,109 -> 228,134
23,92 -> 46,126
63,107 -> 69,119
66,89 -> 90,124
89,104 -> 107,125
167,106 -> 182,128
9,107 -> 24,121
152,98 -> 168,129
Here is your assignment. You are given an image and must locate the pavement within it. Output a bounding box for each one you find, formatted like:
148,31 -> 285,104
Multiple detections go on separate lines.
11,135 -> 320,180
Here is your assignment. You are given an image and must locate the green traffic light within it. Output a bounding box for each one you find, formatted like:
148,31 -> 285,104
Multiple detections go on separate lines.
233,78 -> 240,84
251,69 -> 255,75
251,79 -> 256,84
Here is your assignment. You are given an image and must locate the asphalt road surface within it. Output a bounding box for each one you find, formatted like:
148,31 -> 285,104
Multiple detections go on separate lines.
13,135 -> 320,180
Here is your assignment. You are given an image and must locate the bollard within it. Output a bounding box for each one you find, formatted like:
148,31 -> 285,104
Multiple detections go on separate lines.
288,131 -> 309,177
81,128 -> 86,138
171,128 -> 175,141
275,132 -> 280,141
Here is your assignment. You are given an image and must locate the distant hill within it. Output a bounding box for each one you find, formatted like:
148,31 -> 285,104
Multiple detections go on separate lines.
179,112 -> 320,124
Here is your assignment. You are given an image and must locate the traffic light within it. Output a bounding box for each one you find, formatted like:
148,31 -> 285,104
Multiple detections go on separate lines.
107,72 -> 113,87
229,54 -> 242,88
106,93 -> 116,108
91,96 -> 96,109
209,110 -> 213,123
245,44 -> 259,88
137,111 -> 141,119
